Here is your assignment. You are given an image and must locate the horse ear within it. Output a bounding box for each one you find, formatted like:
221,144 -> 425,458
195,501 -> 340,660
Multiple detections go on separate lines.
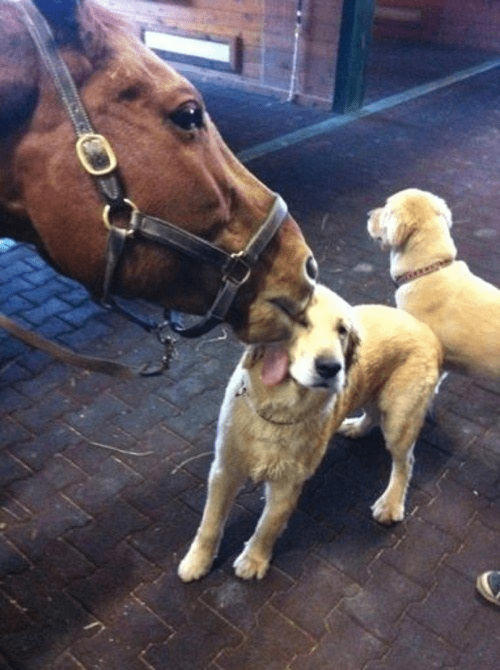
33,0 -> 81,43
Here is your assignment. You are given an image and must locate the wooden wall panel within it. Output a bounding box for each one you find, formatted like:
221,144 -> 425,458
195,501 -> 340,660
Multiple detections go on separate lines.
100,0 -> 500,109
374,0 -> 500,53
101,0 -> 345,108
438,0 -> 500,52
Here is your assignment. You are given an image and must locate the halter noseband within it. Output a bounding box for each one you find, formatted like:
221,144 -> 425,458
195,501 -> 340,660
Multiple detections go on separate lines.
15,0 -> 289,338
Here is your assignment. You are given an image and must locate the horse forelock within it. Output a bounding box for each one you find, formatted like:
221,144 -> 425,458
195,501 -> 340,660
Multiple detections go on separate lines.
77,2 -> 182,84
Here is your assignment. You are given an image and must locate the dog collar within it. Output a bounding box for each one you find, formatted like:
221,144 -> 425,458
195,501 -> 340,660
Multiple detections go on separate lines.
394,258 -> 453,287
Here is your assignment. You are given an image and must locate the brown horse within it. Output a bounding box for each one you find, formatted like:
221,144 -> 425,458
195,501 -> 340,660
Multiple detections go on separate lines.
0,0 -> 317,345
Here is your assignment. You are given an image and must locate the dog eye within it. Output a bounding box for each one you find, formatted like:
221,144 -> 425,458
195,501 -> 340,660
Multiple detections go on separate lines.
337,323 -> 349,337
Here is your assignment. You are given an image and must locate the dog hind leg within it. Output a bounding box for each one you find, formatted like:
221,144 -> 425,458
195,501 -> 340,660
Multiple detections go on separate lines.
178,460 -> 245,582
233,479 -> 303,580
371,439 -> 415,524
372,372 -> 437,524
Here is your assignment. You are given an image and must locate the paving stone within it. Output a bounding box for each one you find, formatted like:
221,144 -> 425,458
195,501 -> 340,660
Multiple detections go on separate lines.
64,456 -> 143,512
13,390 -> 76,434
5,494 -> 91,559
112,395 -> 177,439
9,423 -> 81,472
202,567 -> 294,635
458,599 -> 500,670
363,616 -> 459,670
34,538 -> 95,584
0,589 -> 32,637
64,392 -> 131,435
117,424 -> 191,477
339,559 -> 425,643
380,515 -> 460,588
144,602 -> 242,670
64,498 -> 151,564
271,554 -> 356,638
444,444 -> 500,499
417,471 -> 486,537
0,416 -> 33,448
58,320 -> 111,348
0,451 -> 32,488
290,609 -> 386,670
68,542 -> 161,624
444,517 -> 500,580
315,512 -> 398,585
0,535 -> 31,575
216,603 -> 314,670
0,572 -> 96,670
0,352 -> 31,381
124,466 -> 200,521
72,596 -> 171,669
408,564 -> 478,648
51,654 -> 87,670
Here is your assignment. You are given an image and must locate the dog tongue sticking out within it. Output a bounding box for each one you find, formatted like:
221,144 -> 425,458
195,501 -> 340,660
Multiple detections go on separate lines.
260,345 -> 289,386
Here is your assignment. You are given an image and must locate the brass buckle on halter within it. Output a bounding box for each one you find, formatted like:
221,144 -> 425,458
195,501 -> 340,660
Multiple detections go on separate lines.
76,133 -> 118,176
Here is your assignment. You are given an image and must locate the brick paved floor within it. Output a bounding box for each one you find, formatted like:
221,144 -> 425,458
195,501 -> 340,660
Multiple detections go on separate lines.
2,41 -> 500,669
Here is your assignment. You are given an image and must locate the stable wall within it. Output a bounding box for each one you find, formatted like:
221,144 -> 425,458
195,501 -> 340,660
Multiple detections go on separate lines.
375,0 -> 500,52
101,0 -> 500,111
101,0 -> 344,108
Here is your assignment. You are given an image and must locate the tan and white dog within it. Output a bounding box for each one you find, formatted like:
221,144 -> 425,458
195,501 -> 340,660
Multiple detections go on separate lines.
368,188 -> 500,378
178,284 -> 442,582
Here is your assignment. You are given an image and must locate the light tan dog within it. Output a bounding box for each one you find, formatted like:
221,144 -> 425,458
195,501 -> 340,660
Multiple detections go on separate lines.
368,188 -> 500,378
178,284 -> 442,582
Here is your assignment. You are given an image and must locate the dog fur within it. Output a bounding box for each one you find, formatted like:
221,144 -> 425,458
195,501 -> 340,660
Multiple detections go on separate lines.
368,188 -> 500,379
178,284 -> 442,582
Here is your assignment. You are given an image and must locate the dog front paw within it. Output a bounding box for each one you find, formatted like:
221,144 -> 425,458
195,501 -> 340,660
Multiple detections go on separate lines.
371,494 -> 405,525
233,548 -> 270,580
178,542 -> 214,582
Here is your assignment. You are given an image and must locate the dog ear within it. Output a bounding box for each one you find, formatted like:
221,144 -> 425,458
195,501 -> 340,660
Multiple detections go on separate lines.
344,324 -> 361,373
382,208 -> 413,248
430,194 -> 453,229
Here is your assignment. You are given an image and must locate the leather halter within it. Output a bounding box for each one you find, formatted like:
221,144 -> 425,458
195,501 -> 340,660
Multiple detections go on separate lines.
15,0 -> 289,338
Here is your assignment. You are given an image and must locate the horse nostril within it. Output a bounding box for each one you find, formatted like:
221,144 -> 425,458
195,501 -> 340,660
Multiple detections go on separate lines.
315,359 -> 341,379
305,255 -> 318,281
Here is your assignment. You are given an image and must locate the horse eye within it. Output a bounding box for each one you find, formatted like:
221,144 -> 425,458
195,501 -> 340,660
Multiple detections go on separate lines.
170,102 -> 204,131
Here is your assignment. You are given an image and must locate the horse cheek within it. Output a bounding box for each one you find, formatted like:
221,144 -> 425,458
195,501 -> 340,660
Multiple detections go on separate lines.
270,218 -> 313,301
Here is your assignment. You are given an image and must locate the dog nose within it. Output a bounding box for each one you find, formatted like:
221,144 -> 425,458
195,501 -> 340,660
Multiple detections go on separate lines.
315,359 -> 341,380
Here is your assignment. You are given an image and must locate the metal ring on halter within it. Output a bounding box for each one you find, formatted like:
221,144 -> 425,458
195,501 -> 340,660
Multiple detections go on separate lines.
102,198 -> 138,232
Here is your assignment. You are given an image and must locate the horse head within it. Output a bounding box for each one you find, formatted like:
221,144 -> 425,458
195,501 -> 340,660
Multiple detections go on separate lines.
0,0 -> 317,343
